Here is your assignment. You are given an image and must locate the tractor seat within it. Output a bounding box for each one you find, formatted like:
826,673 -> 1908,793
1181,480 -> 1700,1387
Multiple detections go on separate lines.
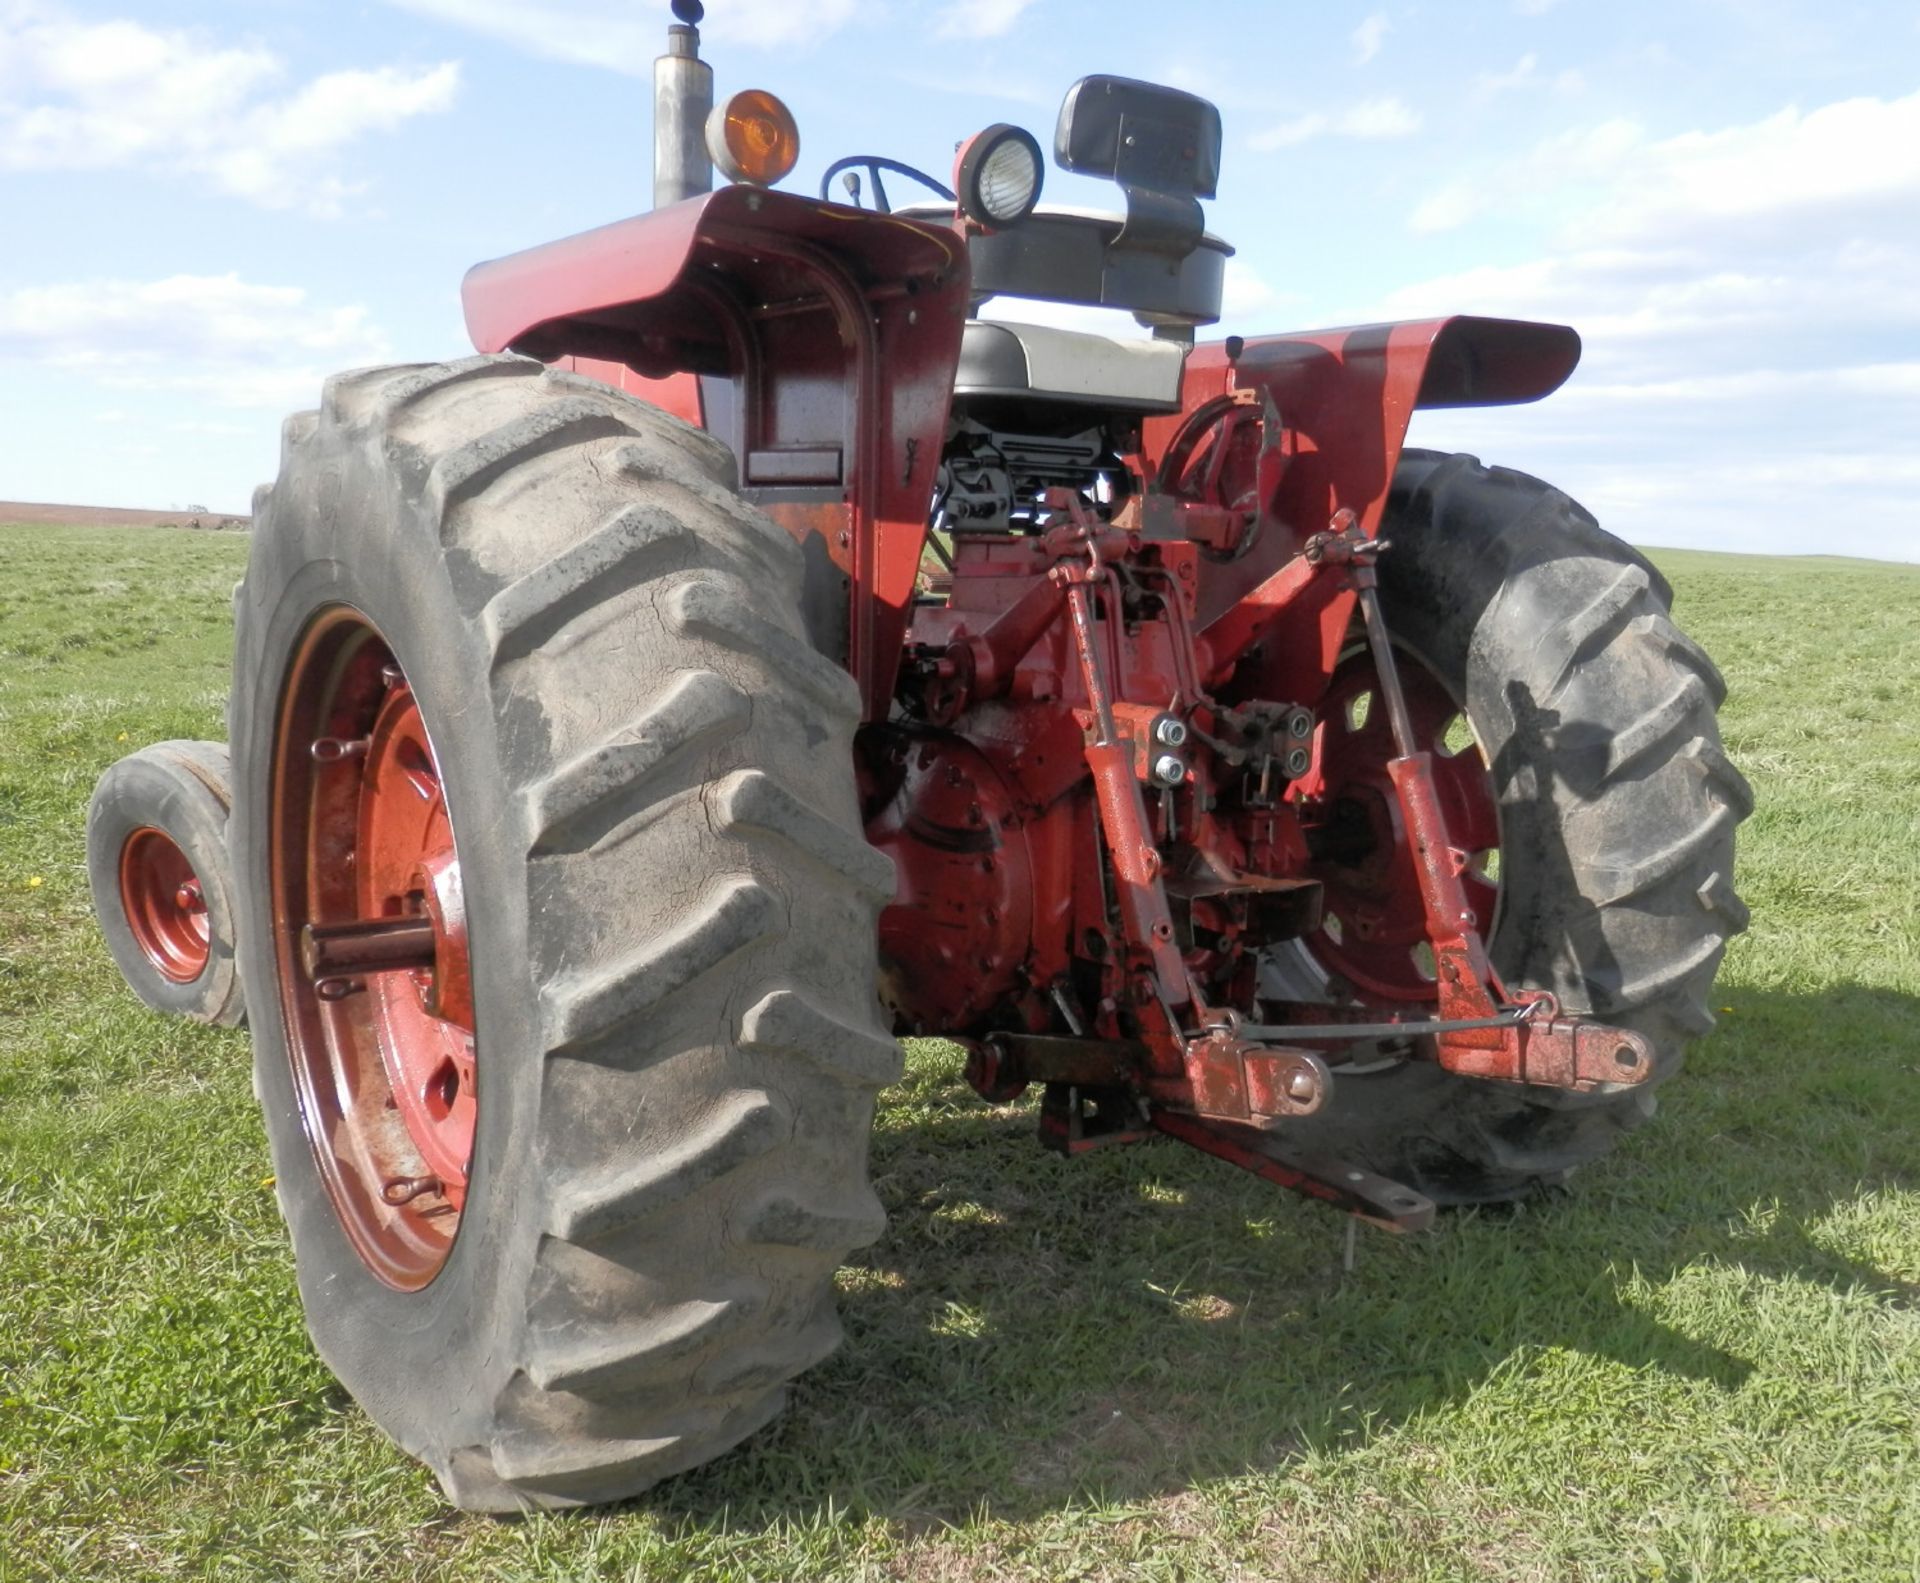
955,318 -> 1186,412
896,203 -> 1231,334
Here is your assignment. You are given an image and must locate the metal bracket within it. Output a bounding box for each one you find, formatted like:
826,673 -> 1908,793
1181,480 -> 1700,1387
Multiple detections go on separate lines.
1152,1111 -> 1436,1232
1039,1083 -> 1149,1155
1174,1028 -> 1331,1124
1445,1010 -> 1656,1091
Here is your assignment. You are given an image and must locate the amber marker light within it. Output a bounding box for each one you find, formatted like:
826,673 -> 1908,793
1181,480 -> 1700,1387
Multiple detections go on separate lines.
706,89 -> 800,186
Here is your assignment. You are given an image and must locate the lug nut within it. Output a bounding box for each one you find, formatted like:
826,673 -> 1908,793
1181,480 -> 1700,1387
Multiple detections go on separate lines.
1152,714 -> 1189,748
1152,753 -> 1187,786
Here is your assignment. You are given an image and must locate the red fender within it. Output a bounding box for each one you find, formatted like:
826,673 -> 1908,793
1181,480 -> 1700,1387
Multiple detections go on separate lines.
1142,316 -> 1581,695
462,186 -> 972,720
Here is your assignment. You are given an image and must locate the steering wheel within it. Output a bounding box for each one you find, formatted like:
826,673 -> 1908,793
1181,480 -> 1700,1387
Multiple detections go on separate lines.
819,156 -> 955,215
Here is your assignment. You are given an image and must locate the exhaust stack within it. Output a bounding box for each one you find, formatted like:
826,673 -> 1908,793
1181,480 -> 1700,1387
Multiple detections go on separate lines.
654,1 -> 713,208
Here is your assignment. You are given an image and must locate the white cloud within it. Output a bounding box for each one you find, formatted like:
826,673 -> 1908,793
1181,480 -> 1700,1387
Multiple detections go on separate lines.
1407,186 -> 1482,234
1250,95 -> 1420,151
380,0 -> 857,69
1223,259 -> 1283,318
1342,98 -> 1421,138
0,4 -> 458,215
933,0 -> 1038,41
1570,91 -> 1920,247
1475,52 -> 1537,98
0,274 -> 391,409
1351,12 -> 1390,65
1378,87 -> 1920,558
1401,410 -> 1920,558
1545,364 -> 1920,404
1372,245 -> 1920,369
1409,88 -> 1920,244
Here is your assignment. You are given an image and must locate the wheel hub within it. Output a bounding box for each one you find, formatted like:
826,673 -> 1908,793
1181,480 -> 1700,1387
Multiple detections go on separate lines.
356,678 -> 477,1203
118,826 -> 211,983
1303,650 -> 1501,1003
272,610 -> 478,1289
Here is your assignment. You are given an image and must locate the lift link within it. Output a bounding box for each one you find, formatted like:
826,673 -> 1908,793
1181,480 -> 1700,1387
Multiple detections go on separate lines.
1044,490 -> 1336,1131
1318,511 -> 1654,1092
1045,489 -> 1190,1001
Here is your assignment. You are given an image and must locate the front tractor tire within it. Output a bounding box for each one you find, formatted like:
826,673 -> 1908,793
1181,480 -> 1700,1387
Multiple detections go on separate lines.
1281,450 -> 1753,1202
231,355 -> 902,1511
87,740 -> 246,1027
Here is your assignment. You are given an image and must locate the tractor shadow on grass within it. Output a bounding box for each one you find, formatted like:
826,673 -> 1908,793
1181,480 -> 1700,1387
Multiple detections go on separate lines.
640,982 -> 1917,1530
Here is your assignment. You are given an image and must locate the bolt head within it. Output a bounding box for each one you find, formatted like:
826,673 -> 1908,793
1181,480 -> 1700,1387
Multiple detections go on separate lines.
1153,715 -> 1189,748
1285,1069 -> 1319,1102
1152,753 -> 1187,786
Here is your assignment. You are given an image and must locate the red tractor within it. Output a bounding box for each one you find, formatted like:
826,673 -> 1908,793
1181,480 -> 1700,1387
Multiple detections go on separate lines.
87,3 -> 1750,1512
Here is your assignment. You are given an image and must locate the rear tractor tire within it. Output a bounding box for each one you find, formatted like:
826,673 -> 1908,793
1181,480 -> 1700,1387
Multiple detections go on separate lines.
87,740 -> 246,1027
1277,450 -> 1752,1203
230,355 -> 901,1511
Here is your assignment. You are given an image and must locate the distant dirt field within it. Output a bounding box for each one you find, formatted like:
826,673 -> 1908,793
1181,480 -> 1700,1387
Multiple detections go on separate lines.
0,501 -> 248,530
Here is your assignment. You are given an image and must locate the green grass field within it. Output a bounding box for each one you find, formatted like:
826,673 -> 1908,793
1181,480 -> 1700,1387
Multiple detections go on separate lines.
2,523 -> 1916,1582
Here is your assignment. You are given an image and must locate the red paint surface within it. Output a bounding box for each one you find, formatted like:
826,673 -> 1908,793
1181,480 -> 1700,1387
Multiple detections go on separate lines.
118,826 -> 210,983
272,611 -> 476,1290
461,184 -> 1622,1155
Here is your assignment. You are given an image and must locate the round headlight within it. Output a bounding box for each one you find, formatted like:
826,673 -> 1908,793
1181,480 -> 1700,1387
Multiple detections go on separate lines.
705,89 -> 800,187
955,123 -> 1043,228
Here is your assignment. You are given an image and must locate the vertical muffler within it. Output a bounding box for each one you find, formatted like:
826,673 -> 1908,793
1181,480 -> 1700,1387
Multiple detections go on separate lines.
654,0 -> 714,207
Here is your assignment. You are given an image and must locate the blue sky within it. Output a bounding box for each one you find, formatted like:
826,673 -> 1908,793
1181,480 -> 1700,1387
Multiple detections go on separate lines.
2,0 -> 1915,557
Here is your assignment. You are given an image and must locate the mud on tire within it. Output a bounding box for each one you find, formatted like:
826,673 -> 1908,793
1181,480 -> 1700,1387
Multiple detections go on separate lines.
1274,450 -> 1752,1203
231,355 -> 902,1511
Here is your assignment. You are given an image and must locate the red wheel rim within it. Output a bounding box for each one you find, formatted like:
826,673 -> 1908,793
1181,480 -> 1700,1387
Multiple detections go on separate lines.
118,827 -> 211,983
271,608 -> 477,1290
1299,647 -> 1502,1004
